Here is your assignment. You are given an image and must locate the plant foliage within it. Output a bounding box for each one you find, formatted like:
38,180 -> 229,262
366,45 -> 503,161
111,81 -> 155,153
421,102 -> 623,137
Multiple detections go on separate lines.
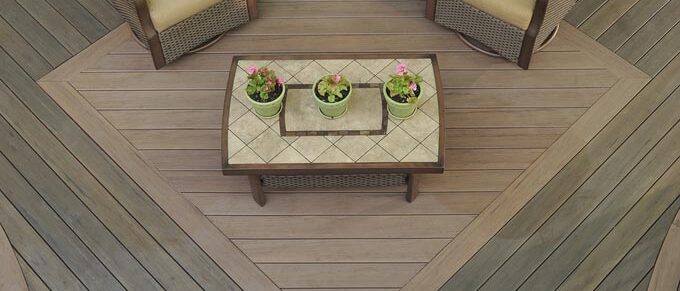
246,66 -> 284,101
316,74 -> 351,103
386,63 -> 423,104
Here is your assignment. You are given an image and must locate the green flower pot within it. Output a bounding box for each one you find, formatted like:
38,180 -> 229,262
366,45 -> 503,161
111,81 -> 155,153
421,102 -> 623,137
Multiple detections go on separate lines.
247,84 -> 286,118
383,83 -> 421,119
313,78 -> 352,118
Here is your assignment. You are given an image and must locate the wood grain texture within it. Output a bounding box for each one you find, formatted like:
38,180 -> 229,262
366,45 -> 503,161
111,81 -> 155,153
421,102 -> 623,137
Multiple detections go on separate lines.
259,263 -> 424,288
0,224 -> 27,291
648,207 -> 680,291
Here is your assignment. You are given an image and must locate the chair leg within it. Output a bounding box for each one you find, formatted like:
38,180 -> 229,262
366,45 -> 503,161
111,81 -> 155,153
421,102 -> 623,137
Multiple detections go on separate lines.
406,174 -> 419,202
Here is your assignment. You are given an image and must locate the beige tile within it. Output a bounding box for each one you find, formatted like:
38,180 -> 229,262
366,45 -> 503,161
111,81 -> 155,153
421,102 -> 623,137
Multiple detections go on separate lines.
314,146 -> 354,163
325,135 -> 342,143
227,130 -> 245,158
356,59 -> 394,75
423,130 -> 439,154
228,98 -> 249,124
271,124 -> 298,144
418,81 -> 437,105
359,145 -> 398,163
229,147 -> 265,164
275,59 -> 313,76
232,82 -> 253,109
402,145 -> 438,163
340,61 -> 374,84
294,61 -> 330,84
292,136 -> 332,161
369,133 -> 386,143
317,59 -> 353,74
230,111 -> 268,144
266,61 -> 294,86
271,147 -> 309,164
399,110 -> 439,142
249,128 -> 289,162
376,60 -> 400,82
238,60 -> 272,71
421,97 -> 439,121
420,65 -> 437,88
256,112 -> 279,127
378,127 -> 419,160
334,135 -> 376,161
232,66 -> 250,88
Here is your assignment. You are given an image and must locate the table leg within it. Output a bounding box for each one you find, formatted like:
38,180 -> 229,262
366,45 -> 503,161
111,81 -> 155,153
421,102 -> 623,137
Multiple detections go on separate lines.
249,175 -> 266,206
406,173 -> 419,202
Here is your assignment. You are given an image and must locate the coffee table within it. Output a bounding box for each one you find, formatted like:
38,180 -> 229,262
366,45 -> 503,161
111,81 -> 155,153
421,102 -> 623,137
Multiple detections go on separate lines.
222,54 -> 445,206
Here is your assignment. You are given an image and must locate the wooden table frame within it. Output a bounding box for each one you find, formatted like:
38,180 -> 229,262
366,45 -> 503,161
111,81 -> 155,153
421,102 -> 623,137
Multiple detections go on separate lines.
222,53 -> 446,206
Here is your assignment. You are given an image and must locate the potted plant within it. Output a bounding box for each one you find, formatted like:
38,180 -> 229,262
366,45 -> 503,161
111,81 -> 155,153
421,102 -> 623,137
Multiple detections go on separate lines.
245,65 -> 286,118
384,63 -> 424,119
313,74 -> 352,118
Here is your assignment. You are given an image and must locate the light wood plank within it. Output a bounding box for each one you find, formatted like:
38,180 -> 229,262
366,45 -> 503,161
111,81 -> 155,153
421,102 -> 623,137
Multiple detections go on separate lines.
444,88 -> 606,108
123,129 -> 222,149
445,108 -> 586,128
445,127 -> 566,149
259,1 -> 425,18
211,215 -> 475,239
648,208 -> 680,291
82,90 -> 225,109
234,239 -> 448,263
186,192 -> 497,215
0,224 -> 27,291
71,71 -> 229,90
232,17 -> 452,35
259,263 -> 424,288
440,69 -> 618,89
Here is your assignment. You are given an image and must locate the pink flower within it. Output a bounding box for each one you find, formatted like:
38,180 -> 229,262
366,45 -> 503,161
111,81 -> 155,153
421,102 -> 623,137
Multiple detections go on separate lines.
276,77 -> 284,84
409,82 -> 418,91
267,79 -> 273,85
247,66 -> 257,75
334,74 -> 342,83
396,63 -> 408,75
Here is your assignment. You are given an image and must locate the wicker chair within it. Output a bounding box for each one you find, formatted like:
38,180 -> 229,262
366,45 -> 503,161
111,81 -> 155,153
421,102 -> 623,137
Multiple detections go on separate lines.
113,0 -> 257,69
426,0 -> 576,69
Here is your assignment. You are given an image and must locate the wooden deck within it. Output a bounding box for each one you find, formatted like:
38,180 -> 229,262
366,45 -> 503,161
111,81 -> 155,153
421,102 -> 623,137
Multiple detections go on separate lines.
0,0 -> 679,290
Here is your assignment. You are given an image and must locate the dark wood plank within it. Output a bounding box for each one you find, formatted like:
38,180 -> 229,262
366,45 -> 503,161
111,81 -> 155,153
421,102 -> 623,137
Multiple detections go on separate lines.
445,128 -> 566,149
43,0 -> 109,42
0,189 -> 86,291
579,0 -> 641,39
616,0 -> 680,63
636,22 -> 680,76
0,50 -> 239,289
441,54 -> 680,291
0,0 -> 71,67
15,253 -> 50,291
0,18 -> 52,79
15,0 -> 90,54
597,0 -> 671,51
594,196 -> 680,291
566,0 -> 608,27
480,92 -> 680,290
558,158 -> 680,290
0,115 -> 165,290
0,153 -> 124,290
74,0 -> 121,30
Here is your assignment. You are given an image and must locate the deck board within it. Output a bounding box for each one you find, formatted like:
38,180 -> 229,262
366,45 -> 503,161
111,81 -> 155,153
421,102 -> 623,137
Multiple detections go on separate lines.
1,0 -> 678,289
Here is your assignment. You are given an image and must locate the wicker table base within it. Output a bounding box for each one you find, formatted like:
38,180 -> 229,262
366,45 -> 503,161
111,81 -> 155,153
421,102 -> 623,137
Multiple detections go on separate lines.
249,173 -> 418,206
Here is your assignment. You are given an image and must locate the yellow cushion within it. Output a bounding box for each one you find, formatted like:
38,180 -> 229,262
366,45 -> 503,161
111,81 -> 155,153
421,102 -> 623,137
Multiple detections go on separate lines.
463,0 -> 536,30
146,0 -> 221,32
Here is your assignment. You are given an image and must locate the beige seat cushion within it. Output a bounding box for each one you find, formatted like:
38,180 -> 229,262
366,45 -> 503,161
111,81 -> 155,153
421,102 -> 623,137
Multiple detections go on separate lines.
463,0 -> 536,30
147,0 -> 222,32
